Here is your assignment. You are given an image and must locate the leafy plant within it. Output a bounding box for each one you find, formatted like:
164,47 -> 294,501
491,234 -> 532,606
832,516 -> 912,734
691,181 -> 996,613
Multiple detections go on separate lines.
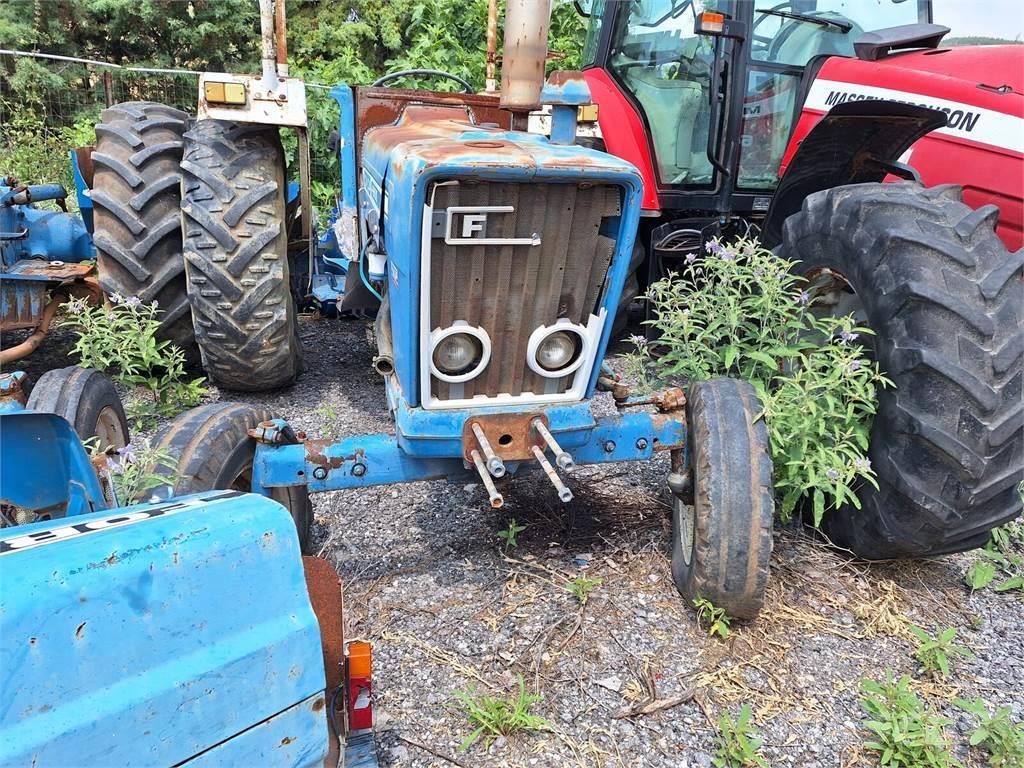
627,238 -> 890,524
693,596 -> 732,639
859,672 -> 958,768
965,519 -> 1024,593
713,704 -> 768,768
99,441 -> 178,505
908,625 -> 972,680
497,518 -> 527,549
452,675 -> 551,751
566,575 -> 602,604
61,295 -> 206,428
955,697 -> 1024,768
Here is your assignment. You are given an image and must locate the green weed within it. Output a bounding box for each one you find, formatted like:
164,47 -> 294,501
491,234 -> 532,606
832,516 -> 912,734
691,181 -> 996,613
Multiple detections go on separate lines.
965,519 -> 1024,593
61,295 -> 206,429
87,437 -> 179,505
497,518 -> 527,550
693,597 -> 732,639
566,576 -> 602,604
452,675 -> 551,751
713,704 -> 768,768
859,671 -> 957,768
955,697 -> 1024,768
908,625 -> 972,680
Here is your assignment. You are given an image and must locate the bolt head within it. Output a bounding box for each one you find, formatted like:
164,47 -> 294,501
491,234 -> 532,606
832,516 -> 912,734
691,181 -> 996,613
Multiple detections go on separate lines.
636,438 -> 649,451
313,467 -> 328,480
603,440 -> 616,453
352,463 -> 367,477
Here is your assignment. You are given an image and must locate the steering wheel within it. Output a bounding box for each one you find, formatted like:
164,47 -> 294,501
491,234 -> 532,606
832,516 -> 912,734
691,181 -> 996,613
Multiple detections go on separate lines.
371,69 -> 473,93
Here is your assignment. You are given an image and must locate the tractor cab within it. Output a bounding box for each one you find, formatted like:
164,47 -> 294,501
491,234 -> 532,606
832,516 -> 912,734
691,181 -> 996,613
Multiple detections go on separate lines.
576,0 -> 930,217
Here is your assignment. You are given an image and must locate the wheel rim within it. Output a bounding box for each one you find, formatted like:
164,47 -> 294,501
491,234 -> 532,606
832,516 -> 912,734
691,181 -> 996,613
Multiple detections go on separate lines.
674,494 -> 695,567
95,406 -> 128,451
803,267 -> 876,356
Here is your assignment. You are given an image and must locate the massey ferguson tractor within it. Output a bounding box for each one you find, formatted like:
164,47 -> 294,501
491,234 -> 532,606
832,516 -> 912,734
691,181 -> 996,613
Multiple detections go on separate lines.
571,0 -> 1022,560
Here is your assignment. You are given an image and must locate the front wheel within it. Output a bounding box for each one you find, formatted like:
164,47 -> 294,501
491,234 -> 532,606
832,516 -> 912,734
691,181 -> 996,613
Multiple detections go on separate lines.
150,402 -> 312,551
671,378 -> 774,620
26,366 -> 129,451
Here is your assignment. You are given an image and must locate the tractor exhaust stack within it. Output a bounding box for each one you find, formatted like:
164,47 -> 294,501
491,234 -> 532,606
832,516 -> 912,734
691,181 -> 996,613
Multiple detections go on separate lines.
500,0 -> 552,109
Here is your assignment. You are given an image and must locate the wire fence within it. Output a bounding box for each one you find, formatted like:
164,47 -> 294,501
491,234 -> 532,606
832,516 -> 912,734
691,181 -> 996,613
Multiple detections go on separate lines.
0,55 -> 341,214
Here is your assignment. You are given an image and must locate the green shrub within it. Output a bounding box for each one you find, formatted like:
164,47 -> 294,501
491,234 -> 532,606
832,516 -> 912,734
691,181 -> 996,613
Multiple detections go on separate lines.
453,675 -> 550,751
61,295 -> 206,428
859,672 -> 957,768
626,238 -> 890,524
908,625 -> 972,680
713,704 -> 768,768
955,697 -> 1024,768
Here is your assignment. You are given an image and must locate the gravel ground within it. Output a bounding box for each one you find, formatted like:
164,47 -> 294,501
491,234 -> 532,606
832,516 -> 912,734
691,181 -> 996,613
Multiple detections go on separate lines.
9,315 -> 1024,768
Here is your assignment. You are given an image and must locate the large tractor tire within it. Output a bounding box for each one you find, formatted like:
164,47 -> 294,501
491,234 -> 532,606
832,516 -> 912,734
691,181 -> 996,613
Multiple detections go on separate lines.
26,366 -> 129,451
151,402 -> 312,551
778,182 -> 1023,558
92,102 -> 193,351
671,378 -> 774,619
179,120 -> 302,391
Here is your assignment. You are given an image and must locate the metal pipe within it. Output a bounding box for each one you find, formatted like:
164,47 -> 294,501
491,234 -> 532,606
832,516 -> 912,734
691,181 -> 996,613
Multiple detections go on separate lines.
531,445 -> 573,503
0,292 -> 66,365
274,0 -> 289,76
471,423 -> 506,477
531,419 -> 574,470
500,0 -> 553,109
258,0 -> 279,92
471,449 -> 504,508
485,0 -> 498,93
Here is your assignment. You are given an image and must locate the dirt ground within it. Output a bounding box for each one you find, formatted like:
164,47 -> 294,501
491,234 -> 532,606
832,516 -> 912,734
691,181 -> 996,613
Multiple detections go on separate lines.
11,314 -> 1023,768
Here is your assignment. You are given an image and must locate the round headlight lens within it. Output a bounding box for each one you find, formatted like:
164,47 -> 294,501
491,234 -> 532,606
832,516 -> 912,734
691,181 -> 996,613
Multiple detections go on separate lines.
536,331 -> 579,371
433,333 -> 482,374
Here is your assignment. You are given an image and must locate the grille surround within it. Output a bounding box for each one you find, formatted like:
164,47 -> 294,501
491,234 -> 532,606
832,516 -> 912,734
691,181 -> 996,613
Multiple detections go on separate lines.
419,179 -> 622,409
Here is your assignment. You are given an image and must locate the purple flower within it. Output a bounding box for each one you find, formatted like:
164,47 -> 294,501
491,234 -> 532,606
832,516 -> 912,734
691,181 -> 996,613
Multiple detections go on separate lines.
125,295 -> 142,307
847,359 -> 863,373
754,267 -> 765,277
798,291 -> 810,304
743,243 -> 756,257
719,249 -> 735,262
629,334 -> 647,348
853,457 -> 872,472
838,328 -> 860,345
825,468 -> 841,481
66,297 -> 88,315
108,292 -> 124,305
150,299 -> 159,309
118,442 -> 137,465
105,311 -> 117,323
106,455 -> 124,475
685,252 -> 698,264
704,239 -> 727,257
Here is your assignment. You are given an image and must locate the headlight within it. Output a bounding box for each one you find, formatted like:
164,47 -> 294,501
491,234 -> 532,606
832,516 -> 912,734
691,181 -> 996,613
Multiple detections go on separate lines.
432,333 -> 482,375
536,331 -> 578,371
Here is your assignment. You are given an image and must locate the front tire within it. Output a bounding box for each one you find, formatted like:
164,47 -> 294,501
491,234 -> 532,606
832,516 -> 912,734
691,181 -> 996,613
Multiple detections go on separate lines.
150,402 -> 312,551
672,378 -> 774,620
778,182 -> 1023,558
26,366 -> 129,451
180,120 -> 302,391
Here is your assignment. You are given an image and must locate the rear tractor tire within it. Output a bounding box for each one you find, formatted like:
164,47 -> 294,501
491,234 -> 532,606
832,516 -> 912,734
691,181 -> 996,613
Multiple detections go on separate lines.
671,378 -> 774,620
180,120 -> 302,391
91,101 -> 194,352
26,366 -> 129,451
778,182 -> 1023,558
150,402 -> 312,551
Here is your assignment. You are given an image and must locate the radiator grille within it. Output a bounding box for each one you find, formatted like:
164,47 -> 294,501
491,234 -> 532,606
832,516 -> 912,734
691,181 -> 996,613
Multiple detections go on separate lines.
427,180 -> 621,402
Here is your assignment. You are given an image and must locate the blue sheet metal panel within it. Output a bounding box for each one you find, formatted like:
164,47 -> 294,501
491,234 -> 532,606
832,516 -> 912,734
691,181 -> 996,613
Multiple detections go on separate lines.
0,491 -> 327,768
180,692 -> 328,767
253,410 -> 685,493
0,411 -> 107,517
361,109 -> 643,407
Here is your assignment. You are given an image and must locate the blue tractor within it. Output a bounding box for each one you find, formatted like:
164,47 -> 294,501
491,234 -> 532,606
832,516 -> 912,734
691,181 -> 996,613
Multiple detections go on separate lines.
0,367 -> 377,767
142,0 -> 775,619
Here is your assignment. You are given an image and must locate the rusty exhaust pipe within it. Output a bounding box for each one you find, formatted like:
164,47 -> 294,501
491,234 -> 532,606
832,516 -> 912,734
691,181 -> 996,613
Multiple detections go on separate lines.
258,0 -> 279,92
274,0 -> 289,77
0,292 -> 67,365
531,445 -> 573,503
471,449 -> 504,508
499,0 -> 553,109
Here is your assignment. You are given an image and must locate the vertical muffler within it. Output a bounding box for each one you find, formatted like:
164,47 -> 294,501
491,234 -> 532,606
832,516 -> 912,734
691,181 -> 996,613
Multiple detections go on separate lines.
500,0 -> 553,109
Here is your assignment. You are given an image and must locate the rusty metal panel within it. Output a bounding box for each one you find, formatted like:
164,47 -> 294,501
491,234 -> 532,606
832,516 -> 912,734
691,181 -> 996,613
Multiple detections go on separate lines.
0,278 -> 48,331
302,555 -> 345,696
354,87 -> 510,144
428,180 -> 620,402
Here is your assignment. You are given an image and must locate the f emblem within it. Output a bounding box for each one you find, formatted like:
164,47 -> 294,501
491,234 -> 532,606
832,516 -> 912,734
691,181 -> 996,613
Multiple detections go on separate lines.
444,205 -> 541,247
461,213 -> 488,238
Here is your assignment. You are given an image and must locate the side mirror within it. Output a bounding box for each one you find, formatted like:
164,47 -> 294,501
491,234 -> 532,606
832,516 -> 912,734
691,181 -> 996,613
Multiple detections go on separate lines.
574,0 -> 593,17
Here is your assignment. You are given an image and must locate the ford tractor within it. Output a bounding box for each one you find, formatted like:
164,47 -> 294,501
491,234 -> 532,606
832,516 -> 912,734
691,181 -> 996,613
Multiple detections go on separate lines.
98,0 -> 775,620
571,0 -> 1022,560
0,367 -> 377,767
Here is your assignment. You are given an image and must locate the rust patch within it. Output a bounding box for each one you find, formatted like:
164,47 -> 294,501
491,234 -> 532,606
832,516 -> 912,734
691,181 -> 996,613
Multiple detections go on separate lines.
302,556 -> 345,695
650,411 -> 687,451
462,412 -> 548,463
304,440 -> 364,472
9,261 -> 93,281
312,697 -> 326,712
280,737 -> 293,746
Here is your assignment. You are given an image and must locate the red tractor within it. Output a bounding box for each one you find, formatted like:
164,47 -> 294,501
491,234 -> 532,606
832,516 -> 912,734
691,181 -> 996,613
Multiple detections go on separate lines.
573,0 -> 1022,559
